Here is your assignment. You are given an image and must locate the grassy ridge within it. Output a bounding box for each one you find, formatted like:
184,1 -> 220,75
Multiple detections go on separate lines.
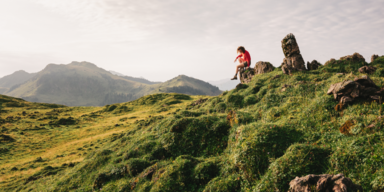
0,93 -> 200,191
1,56 -> 384,191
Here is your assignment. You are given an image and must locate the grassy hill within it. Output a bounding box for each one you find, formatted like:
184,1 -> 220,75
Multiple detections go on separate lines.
3,62 -> 221,106
0,70 -> 36,94
1,56 -> 384,191
150,75 -> 223,96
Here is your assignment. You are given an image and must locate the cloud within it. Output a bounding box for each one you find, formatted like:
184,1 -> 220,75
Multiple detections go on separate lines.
2,0 -> 384,81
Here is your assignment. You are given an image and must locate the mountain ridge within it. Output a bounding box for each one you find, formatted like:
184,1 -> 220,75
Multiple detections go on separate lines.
2,61 -> 221,106
109,70 -> 162,85
0,70 -> 37,94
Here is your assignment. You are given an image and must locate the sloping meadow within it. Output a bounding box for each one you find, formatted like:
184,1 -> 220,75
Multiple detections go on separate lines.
23,56 -> 384,191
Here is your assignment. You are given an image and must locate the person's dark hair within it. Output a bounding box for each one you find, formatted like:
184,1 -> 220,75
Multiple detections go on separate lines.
237,46 -> 245,53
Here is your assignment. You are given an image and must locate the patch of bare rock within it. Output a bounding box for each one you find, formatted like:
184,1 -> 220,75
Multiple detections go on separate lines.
240,61 -> 275,84
358,66 -> 377,74
307,60 -> 321,71
288,174 -> 363,192
281,33 -> 306,75
254,61 -> 275,74
340,53 -> 365,63
325,53 -> 366,66
324,58 -> 336,66
371,54 -> 379,63
239,67 -> 255,84
189,98 -> 208,107
327,75 -> 383,104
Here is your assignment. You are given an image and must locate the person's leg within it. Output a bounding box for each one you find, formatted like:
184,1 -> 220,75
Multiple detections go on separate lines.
231,63 -> 245,80
235,63 -> 245,75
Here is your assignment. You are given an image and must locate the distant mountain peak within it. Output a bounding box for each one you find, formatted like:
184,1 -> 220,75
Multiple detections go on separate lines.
13,70 -> 29,74
3,62 -> 221,106
43,63 -> 65,71
0,69 -> 36,91
69,61 -> 98,68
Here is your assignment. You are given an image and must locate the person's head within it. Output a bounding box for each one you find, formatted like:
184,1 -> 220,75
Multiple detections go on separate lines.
237,46 -> 245,54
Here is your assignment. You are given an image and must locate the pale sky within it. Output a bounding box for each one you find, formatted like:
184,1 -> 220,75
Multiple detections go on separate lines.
0,0 -> 383,82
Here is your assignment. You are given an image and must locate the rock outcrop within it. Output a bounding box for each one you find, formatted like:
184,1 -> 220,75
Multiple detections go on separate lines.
325,53 -> 365,67
327,75 -> 383,104
239,62 -> 275,84
254,61 -> 275,74
288,174 -> 363,192
358,66 -> 377,74
324,58 -> 336,66
307,60 -> 321,71
339,52 -> 365,63
189,98 -> 208,107
239,67 -> 255,84
281,33 -> 306,75
371,54 -> 379,63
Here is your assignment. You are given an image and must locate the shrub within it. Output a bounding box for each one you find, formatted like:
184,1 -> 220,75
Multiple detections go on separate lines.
374,68 -> 384,77
215,102 -> 226,113
194,159 -> 220,185
5,102 -> 25,107
103,104 -> 118,112
150,155 -> 198,192
203,174 -> 241,192
244,95 -> 258,106
179,110 -> 204,117
227,94 -> 244,107
126,158 -> 151,177
232,124 -> 302,185
113,105 -> 132,114
329,133 -> 384,191
255,144 -> 331,191
54,117 -> 77,125
163,115 -> 230,157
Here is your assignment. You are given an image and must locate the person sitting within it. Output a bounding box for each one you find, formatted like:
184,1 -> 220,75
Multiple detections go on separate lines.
231,46 -> 251,80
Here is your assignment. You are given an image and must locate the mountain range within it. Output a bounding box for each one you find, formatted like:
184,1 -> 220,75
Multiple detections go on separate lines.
0,61 -> 222,106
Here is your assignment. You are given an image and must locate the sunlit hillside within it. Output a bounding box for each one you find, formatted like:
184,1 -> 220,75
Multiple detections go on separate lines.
1,56 -> 384,191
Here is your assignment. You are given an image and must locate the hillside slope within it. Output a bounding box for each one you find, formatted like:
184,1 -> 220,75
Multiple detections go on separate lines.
150,75 -> 222,96
0,70 -> 36,94
1,56 -> 384,191
0,93 -> 200,191
4,62 -> 221,106
109,70 -> 162,85
5,62 -> 145,106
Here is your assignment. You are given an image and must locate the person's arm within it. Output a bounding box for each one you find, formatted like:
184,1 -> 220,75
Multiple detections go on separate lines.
234,54 -> 242,62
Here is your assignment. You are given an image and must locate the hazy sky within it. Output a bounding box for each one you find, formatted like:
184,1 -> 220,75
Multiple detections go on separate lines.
0,0 -> 383,82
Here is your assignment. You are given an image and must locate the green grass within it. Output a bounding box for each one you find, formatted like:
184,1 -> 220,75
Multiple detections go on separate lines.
1,56 -> 384,191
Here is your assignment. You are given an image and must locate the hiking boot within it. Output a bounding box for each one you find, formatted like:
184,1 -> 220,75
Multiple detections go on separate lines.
231,75 -> 238,80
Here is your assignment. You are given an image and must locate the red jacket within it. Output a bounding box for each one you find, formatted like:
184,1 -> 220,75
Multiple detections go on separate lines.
236,50 -> 251,67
